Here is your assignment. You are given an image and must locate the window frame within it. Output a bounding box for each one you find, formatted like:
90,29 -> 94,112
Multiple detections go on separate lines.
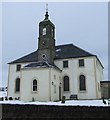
52,28 -> 54,37
16,64 -> 21,71
63,60 -> 68,68
63,76 -> 70,92
79,59 -> 84,67
32,79 -> 38,92
15,78 -> 20,93
43,28 -> 46,35
79,75 -> 86,91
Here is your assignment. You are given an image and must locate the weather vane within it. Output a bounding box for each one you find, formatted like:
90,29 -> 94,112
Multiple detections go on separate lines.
46,4 -> 48,12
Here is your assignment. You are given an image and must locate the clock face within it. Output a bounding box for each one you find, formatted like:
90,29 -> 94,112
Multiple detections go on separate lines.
42,54 -> 47,60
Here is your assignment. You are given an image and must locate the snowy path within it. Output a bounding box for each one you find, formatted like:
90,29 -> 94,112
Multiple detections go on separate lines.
0,99 -> 109,107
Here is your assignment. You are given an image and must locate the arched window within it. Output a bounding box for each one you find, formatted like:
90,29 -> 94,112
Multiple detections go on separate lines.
33,80 -> 37,92
63,76 -> 69,91
79,75 -> 86,91
43,28 -> 46,35
15,78 -> 20,92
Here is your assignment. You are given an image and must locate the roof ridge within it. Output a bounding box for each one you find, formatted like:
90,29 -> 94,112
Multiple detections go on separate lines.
56,43 -> 73,47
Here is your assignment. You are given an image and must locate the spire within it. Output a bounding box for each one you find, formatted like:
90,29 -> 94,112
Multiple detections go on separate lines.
46,4 -> 48,12
45,4 -> 49,20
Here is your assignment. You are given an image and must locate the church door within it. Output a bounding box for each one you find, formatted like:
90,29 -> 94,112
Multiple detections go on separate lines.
59,86 -> 61,101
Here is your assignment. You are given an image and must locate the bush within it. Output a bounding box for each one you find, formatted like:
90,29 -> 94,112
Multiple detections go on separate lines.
14,97 -> 20,100
9,97 -> 13,100
15,97 -> 17,100
0,97 -> 4,101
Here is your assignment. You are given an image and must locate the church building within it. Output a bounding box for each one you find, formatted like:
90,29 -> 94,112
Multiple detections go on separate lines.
7,10 -> 104,102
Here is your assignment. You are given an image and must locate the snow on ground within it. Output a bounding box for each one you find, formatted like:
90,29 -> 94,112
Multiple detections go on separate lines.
0,99 -> 109,107
0,92 -> 7,97
0,91 -> 109,106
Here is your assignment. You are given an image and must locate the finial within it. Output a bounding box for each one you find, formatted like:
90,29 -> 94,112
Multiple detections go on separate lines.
45,4 -> 49,20
46,4 -> 48,12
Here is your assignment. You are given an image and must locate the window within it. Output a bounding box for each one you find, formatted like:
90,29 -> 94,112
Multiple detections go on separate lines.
63,61 -> 68,68
79,75 -> 86,91
33,80 -> 37,92
54,85 -> 56,93
43,28 -> 46,35
79,59 -> 84,67
52,28 -> 54,37
16,64 -> 21,71
15,78 -> 20,92
63,76 -> 69,91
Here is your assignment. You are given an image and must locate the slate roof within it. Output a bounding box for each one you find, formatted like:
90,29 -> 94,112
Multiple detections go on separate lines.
100,81 -> 110,84
24,61 -> 62,71
55,44 -> 94,59
9,50 -> 38,64
8,44 -> 103,68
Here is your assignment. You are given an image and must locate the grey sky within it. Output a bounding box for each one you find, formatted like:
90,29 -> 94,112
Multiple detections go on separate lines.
2,2 -> 108,86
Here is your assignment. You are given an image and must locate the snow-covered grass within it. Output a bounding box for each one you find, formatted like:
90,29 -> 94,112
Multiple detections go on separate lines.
0,91 -> 109,107
0,91 -> 7,97
0,99 -> 109,107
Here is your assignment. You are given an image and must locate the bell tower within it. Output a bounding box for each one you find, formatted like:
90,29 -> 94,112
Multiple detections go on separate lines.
38,5 -> 56,64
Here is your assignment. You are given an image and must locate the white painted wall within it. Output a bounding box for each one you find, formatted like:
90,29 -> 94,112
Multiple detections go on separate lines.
50,68 -> 62,101
20,67 -> 62,102
20,68 -> 50,102
54,56 -> 103,100
7,56 -> 103,101
7,62 -> 62,101
95,58 -> 104,98
7,63 -> 32,98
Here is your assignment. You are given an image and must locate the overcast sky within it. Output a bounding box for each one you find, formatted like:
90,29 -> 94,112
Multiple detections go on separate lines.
1,2 -> 108,86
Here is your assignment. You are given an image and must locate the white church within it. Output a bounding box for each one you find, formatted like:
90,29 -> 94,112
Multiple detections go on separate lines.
7,10 -> 104,102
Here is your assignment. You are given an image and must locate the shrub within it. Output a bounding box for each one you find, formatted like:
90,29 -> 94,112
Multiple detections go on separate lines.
0,97 -> 4,101
9,97 -> 13,100
15,97 -> 18,100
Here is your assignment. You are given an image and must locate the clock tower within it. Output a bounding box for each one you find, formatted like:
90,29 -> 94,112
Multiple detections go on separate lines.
38,9 -> 56,64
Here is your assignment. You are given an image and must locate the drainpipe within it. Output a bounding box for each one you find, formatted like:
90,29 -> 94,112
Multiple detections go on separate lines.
94,57 -> 98,99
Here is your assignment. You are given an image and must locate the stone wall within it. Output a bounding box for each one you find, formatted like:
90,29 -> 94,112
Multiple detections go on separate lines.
1,104 -> 110,119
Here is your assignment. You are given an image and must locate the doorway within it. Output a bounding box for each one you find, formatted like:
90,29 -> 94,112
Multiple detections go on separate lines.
59,86 -> 61,101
